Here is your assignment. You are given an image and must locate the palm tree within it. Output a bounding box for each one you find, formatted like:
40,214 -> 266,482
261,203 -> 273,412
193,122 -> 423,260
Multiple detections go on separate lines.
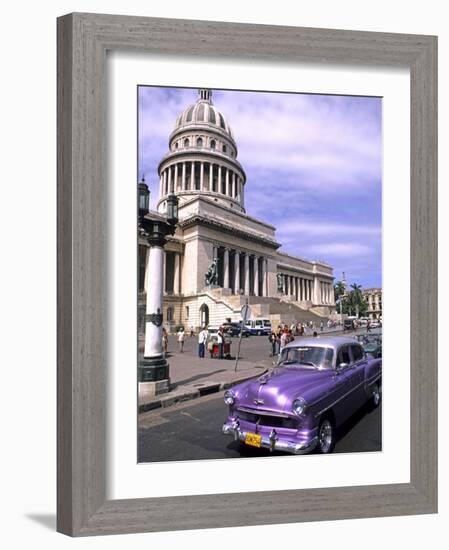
350,283 -> 363,318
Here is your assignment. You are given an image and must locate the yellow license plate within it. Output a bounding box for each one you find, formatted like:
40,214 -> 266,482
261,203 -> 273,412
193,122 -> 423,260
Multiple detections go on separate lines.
245,433 -> 262,448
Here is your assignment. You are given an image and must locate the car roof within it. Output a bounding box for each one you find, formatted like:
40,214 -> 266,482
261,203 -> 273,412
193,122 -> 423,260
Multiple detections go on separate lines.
283,336 -> 362,350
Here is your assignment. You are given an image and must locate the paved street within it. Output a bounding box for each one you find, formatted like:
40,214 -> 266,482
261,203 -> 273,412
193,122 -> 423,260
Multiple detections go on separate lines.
138,328 -> 382,462
138,390 -> 382,462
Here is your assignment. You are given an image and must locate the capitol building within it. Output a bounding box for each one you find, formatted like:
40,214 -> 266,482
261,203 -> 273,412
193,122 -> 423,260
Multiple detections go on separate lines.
139,89 -> 336,331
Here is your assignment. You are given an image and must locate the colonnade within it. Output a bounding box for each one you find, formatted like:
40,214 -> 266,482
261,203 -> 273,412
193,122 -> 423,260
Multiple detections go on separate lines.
213,245 -> 268,297
319,281 -> 333,304
279,273 -> 313,301
160,161 -> 244,202
278,273 -> 333,304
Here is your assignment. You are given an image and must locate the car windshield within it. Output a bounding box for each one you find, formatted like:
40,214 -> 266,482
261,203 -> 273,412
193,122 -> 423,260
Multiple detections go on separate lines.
278,346 -> 334,370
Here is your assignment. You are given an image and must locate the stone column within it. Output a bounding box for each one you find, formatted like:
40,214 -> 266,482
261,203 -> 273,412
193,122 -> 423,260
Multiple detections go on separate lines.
144,245 -> 165,358
223,248 -> 230,289
209,163 -> 213,192
234,251 -> 240,294
290,276 -> 294,296
190,161 -> 195,190
244,253 -> 250,295
173,253 -> 180,295
159,174 -> 163,198
264,259 -> 269,297
163,170 -> 167,195
218,165 -> 222,193
295,277 -> 298,300
200,161 -> 204,191
226,168 -> 230,196
253,257 -> 259,296
143,247 -> 149,292
284,274 -> 289,295
174,163 -> 178,192
258,257 -> 264,297
182,162 -> 186,190
233,172 -> 237,198
168,165 -> 172,193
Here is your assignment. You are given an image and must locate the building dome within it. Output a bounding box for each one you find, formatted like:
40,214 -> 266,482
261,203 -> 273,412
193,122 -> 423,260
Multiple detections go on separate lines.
157,89 -> 247,215
174,89 -> 234,139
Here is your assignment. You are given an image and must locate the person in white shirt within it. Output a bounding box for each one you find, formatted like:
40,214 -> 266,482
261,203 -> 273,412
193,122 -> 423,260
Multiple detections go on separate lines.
198,327 -> 208,358
216,327 -> 224,359
177,328 -> 185,353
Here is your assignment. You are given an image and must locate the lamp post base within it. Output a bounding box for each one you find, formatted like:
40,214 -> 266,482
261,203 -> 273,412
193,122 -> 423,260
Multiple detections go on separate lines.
138,355 -> 170,383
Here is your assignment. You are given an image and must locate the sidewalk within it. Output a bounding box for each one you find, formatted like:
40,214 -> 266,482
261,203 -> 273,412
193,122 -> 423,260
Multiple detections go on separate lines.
138,326 -> 371,413
138,342 -> 271,413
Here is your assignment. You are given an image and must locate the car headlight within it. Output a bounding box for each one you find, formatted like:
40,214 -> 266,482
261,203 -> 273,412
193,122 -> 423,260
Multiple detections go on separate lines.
224,390 -> 235,405
292,397 -> 307,416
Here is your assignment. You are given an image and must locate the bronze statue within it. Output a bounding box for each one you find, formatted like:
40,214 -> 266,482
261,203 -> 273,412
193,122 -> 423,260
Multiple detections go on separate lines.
276,272 -> 284,293
205,258 -> 219,286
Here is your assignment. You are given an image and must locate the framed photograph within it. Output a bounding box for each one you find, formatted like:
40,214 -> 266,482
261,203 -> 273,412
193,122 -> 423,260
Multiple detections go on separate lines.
57,13 -> 437,536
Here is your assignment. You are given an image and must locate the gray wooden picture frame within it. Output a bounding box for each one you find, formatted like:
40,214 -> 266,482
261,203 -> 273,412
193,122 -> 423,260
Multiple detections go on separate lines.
57,12 -> 438,537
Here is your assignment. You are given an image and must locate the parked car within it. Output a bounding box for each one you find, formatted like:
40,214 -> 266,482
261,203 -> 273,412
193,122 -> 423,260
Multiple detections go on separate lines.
244,318 -> 272,336
343,318 -> 357,330
222,336 -> 381,454
222,322 -> 250,337
355,334 -> 382,358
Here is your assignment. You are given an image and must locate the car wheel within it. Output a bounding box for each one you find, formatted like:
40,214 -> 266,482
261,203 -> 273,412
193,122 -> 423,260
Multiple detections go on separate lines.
317,417 -> 335,454
371,383 -> 381,408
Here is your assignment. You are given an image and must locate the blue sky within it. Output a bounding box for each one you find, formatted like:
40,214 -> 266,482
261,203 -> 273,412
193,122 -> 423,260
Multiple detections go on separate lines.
138,86 -> 382,289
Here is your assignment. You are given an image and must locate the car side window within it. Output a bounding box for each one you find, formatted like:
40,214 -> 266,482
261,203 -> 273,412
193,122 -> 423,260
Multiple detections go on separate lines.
350,344 -> 364,363
337,345 -> 351,367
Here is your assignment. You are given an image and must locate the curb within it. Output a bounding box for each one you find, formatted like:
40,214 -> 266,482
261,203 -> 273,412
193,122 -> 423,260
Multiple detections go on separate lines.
138,367 -> 268,414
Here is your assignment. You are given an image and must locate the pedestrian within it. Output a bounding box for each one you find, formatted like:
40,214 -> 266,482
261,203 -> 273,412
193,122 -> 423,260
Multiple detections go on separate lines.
268,331 -> 277,356
198,326 -> 208,358
367,319 -> 371,333
177,326 -> 185,353
280,329 -> 289,353
320,321 -> 324,332
217,326 -> 224,359
190,325 -> 194,337
162,327 -> 168,357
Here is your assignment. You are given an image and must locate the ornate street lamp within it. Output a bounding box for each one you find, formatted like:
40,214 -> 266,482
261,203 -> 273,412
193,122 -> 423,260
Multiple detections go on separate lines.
138,177 -> 150,216
138,181 -> 179,388
166,193 -> 179,226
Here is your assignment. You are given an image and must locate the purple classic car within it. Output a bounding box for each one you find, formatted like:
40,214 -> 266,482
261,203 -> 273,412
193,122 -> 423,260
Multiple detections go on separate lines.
222,336 -> 382,454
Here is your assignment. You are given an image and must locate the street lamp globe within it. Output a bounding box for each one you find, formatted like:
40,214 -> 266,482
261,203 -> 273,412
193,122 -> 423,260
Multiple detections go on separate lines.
138,179 -> 150,216
166,194 -> 179,226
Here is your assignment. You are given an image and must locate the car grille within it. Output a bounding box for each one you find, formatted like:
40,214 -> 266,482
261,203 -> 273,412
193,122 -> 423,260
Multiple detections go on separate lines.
236,408 -> 298,429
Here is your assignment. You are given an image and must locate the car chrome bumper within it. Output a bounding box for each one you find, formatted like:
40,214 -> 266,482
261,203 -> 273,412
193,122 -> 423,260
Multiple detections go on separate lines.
222,421 -> 318,455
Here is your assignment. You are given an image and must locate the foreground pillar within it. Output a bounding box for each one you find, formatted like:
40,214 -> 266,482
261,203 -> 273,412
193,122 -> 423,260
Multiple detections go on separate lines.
139,240 -> 170,391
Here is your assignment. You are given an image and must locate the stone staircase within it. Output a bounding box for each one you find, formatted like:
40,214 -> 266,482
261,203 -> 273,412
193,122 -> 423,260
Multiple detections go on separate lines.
220,294 -> 329,323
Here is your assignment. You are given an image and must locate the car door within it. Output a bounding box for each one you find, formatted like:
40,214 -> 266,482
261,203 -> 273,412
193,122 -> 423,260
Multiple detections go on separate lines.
332,344 -> 354,424
344,344 -> 369,410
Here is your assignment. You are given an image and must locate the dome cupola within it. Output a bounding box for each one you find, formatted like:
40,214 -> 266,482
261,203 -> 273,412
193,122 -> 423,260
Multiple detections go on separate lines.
157,89 -> 247,215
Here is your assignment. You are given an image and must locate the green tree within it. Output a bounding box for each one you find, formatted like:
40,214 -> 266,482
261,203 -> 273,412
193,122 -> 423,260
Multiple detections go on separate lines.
350,283 -> 363,317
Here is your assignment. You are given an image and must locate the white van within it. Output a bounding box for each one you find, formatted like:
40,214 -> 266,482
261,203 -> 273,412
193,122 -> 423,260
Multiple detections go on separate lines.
244,318 -> 272,336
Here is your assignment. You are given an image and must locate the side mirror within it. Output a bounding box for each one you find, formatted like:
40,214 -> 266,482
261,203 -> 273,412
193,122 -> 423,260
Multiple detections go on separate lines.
337,362 -> 349,371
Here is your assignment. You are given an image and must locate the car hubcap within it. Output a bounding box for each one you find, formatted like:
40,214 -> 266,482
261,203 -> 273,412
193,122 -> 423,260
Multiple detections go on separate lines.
319,420 -> 333,453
